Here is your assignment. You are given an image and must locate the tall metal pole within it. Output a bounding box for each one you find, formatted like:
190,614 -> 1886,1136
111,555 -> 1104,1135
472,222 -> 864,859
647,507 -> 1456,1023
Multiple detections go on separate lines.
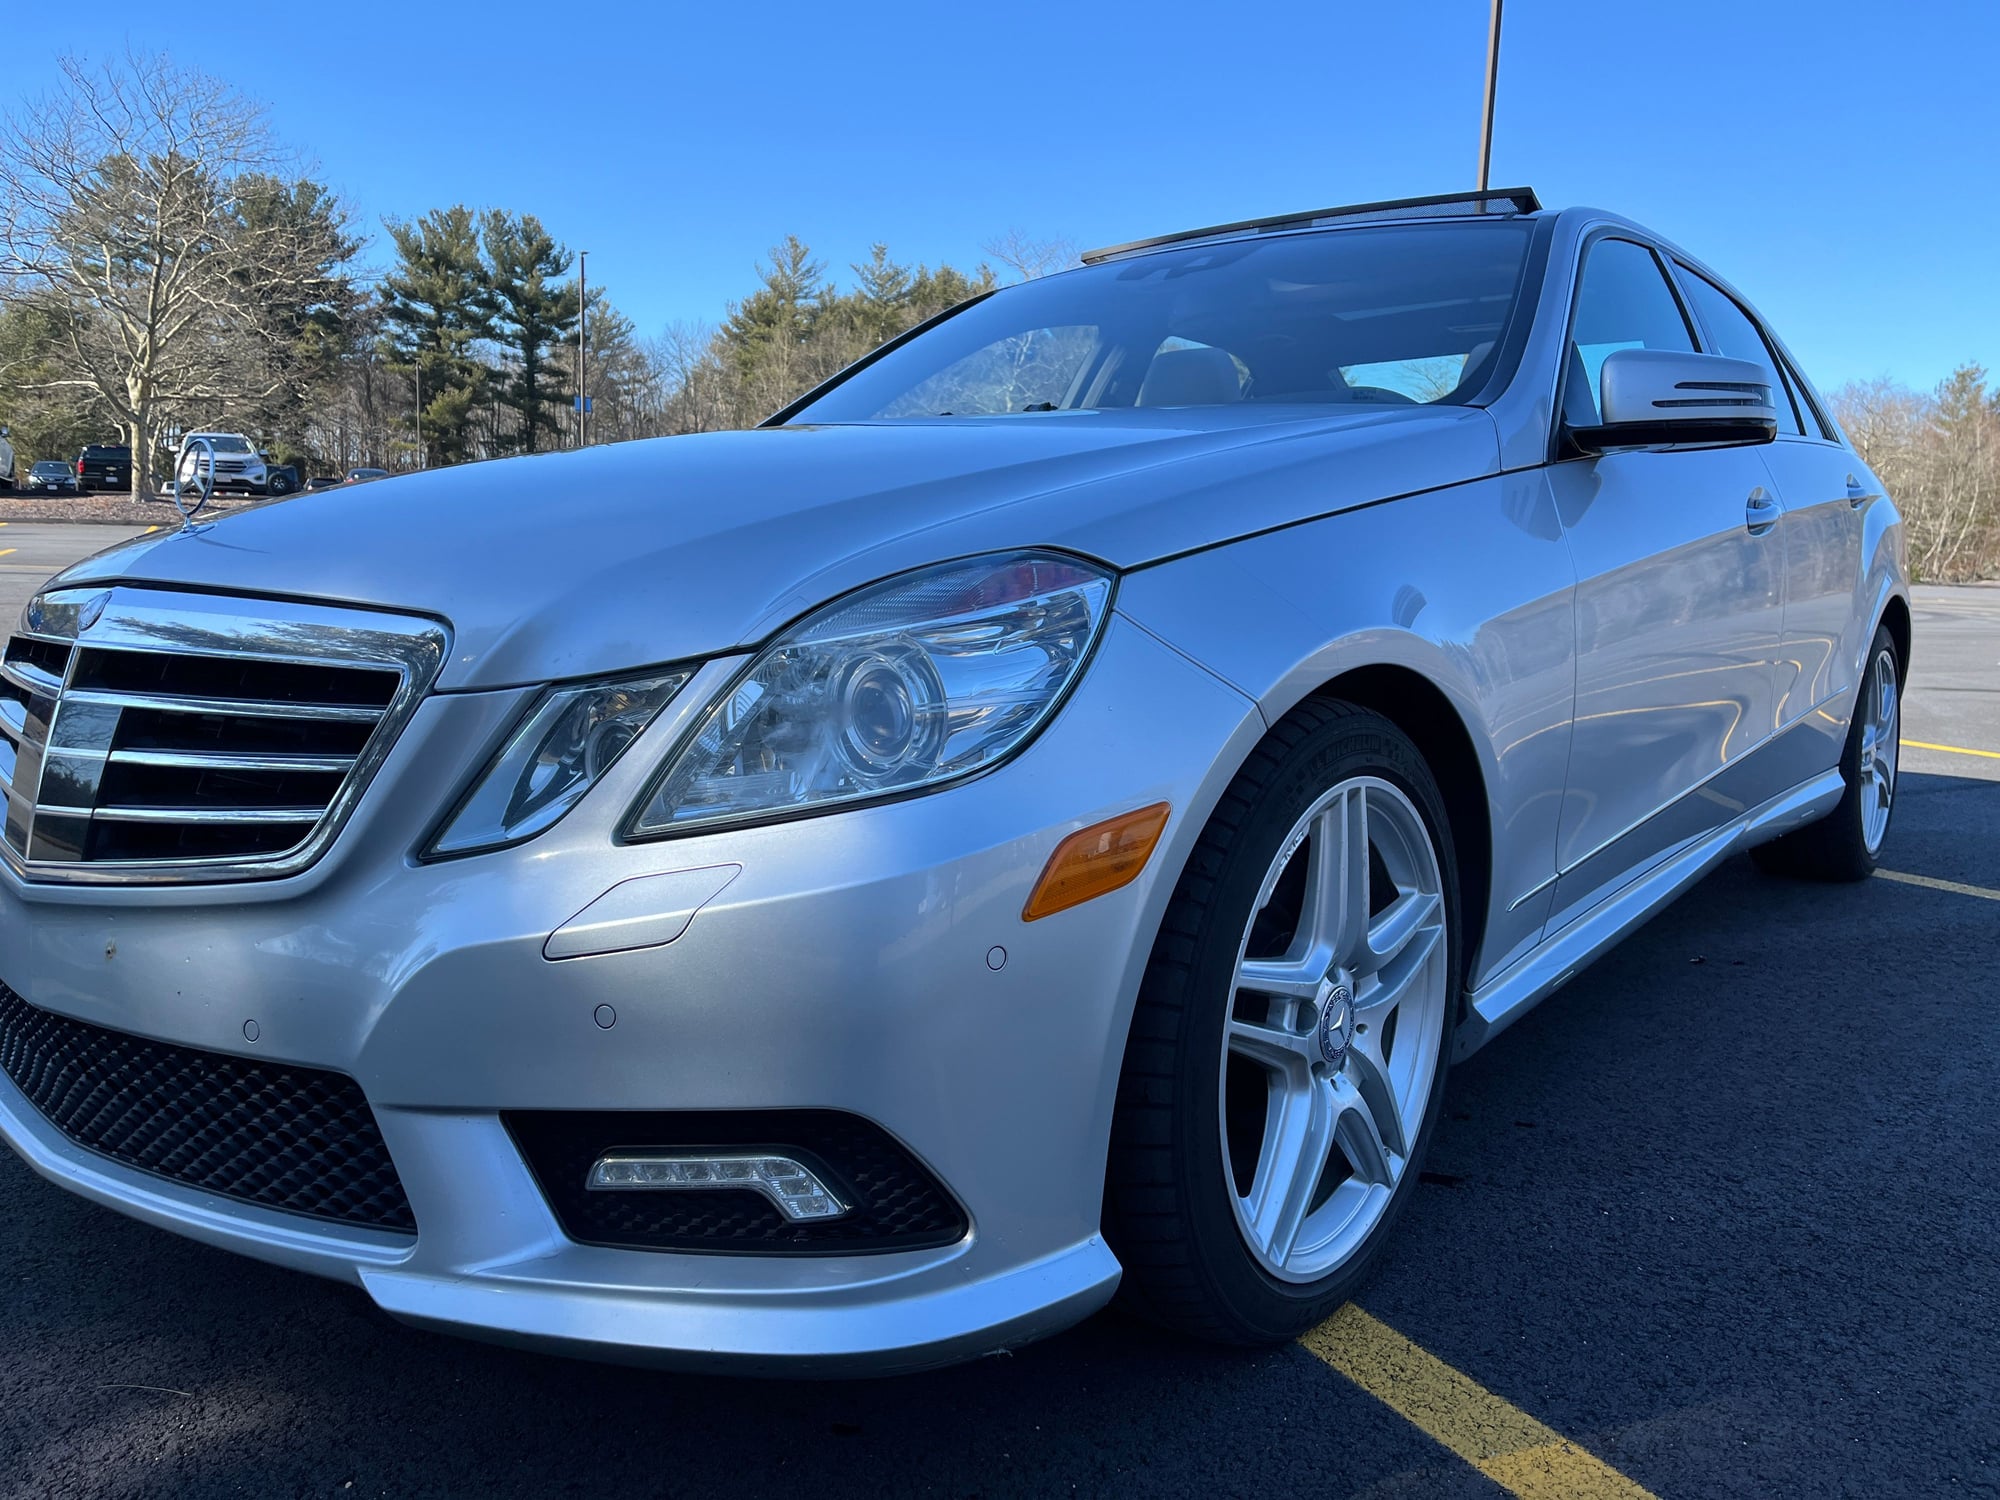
1476,0 -> 1504,192
414,360 -> 424,470
578,250 -> 589,449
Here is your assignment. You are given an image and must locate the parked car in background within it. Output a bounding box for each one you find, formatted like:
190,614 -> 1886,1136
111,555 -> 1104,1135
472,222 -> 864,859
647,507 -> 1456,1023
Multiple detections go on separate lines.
0,427 -> 14,491
23,461 -> 81,496
74,443 -> 131,493
303,476 -> 345,491
345,467 -> 390,484
174,433 -> 286,496
0,190 -> 1908,1373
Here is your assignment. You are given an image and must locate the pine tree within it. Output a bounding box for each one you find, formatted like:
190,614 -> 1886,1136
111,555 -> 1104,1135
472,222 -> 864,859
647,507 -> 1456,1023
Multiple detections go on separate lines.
849,243 -> 914,347
379,205 -> 494,466
718,237 -> 828,390
231,175 -> 363,466
482,211 -> 578,454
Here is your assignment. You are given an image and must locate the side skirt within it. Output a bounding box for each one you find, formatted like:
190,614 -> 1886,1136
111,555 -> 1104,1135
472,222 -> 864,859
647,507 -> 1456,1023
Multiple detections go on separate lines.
1452,767 -> 1844,1061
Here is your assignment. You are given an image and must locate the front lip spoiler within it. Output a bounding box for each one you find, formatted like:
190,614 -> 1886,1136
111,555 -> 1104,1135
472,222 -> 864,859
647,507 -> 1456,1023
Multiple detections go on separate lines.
360,1235 -> 1121,1377
0,1057 -> 1125,1375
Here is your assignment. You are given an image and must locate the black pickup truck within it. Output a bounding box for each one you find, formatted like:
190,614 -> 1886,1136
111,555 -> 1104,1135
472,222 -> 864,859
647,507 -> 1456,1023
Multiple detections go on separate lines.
75,443 -> 133,492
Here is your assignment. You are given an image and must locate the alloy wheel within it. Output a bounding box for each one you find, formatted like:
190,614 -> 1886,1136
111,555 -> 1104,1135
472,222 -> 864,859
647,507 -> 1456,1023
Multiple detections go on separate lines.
1219,775 -> 1449,1283
1858,646 -> 1900,854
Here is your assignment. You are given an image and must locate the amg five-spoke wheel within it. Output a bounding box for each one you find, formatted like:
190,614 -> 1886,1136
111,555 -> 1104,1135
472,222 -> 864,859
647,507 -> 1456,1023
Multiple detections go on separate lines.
1857,644 -> 1899,855
1106,700 -> 1459,1344
1754,621 -> 1903,882
1224,777 -> 1448,1282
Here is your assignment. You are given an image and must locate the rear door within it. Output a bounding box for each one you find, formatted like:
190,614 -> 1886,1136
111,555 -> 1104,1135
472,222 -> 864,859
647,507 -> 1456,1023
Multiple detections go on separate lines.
1673,265 -> 1870,730
1544,236 -> 1787,929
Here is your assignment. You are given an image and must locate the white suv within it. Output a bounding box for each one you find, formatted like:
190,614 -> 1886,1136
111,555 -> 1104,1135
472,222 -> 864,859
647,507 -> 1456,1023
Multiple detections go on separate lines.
174,432 -> 278,496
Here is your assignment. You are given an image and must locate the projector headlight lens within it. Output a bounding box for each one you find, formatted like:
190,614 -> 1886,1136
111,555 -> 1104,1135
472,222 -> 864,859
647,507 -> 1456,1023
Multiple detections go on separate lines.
627,551 -> 1113,837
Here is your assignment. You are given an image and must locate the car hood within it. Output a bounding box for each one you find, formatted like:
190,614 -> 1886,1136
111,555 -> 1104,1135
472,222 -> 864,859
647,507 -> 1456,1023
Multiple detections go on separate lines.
52,405 -> 1497,689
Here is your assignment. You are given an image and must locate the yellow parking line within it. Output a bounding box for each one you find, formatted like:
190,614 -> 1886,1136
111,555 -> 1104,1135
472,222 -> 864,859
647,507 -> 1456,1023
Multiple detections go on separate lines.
1876,869 -> 2000,902
1301,1305 -> 1656,1499
0,548 -> 15,558
1904,739 -> 2000,761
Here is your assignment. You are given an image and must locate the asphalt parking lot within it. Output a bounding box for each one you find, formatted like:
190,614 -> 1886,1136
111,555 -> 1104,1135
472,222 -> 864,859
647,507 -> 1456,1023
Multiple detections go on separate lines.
0,528 -> 1995,1499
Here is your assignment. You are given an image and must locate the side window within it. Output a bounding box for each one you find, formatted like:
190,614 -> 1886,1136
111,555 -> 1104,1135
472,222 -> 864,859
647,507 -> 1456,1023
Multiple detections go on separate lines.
1779,350 -> 1840,441
1565,239 -> 1696,427
1675,270 -> 1805,437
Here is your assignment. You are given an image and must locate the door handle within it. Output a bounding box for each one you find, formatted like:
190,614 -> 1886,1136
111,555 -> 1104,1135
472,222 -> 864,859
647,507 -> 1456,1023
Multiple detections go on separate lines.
1745,485 -> 1779,536
1845,474 -> 1878,508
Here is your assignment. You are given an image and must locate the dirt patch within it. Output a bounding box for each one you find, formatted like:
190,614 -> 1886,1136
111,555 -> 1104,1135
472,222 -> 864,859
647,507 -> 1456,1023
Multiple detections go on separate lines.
0,495 -> 257,526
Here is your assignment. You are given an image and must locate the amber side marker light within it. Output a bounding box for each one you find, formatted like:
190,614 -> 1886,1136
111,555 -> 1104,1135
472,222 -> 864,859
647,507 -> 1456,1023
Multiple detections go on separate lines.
1022,803 -> 1172,922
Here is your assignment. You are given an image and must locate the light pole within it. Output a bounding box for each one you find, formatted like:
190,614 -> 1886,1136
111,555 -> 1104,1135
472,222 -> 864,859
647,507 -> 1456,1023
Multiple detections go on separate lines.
414,358 -> 425,470
1476,0 -> 1504,192
577,249 -> 590,449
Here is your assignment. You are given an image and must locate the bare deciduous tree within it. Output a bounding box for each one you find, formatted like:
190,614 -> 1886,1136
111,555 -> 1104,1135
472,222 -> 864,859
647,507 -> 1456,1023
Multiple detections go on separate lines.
1832,366 -> 2000,582
0,50 -> 351,496
981,229 -> 1080,284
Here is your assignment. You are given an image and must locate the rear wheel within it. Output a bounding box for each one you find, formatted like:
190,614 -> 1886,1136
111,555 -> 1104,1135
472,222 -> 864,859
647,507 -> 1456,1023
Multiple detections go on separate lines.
1105,700 -> 1459,1343
1752,622 -> 1901,882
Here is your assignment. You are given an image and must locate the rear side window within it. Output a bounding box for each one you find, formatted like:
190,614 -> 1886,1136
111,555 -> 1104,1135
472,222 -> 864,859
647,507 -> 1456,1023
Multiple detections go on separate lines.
1675,271 -> 1804,437
1564,238 -> 1695,426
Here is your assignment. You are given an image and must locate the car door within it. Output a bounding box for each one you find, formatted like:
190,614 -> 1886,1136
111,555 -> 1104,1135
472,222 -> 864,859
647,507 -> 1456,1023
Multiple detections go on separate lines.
1544,236 -> 1786,930
1673,264 -> 1870,733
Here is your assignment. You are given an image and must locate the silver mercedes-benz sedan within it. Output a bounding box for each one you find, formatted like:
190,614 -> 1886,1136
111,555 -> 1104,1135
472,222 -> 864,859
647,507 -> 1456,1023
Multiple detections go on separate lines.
0,189 -> 1907,1373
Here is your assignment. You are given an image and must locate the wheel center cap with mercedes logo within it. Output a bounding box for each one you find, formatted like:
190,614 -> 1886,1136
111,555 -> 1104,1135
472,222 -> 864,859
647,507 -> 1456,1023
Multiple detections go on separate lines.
1317,979 -> 1356,1068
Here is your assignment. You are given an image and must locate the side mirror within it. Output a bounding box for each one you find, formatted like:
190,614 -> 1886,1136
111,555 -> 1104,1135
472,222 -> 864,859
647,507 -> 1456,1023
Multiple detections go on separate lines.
1568,348 -> 1777,454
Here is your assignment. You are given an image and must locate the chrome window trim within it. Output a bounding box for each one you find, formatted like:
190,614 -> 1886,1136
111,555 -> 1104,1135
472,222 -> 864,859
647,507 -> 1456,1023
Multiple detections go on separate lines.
2,586 -> 448,886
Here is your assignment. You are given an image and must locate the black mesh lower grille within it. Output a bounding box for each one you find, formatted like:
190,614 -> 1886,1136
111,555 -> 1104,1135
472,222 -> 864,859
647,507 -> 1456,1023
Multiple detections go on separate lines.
0,983 -> 415,1233
505,1109 -> 967,1255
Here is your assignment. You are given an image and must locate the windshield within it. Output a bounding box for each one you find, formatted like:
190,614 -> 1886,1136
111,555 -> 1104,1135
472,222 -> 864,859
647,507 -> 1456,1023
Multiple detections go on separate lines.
32,463 -> 67,474
789,221 -> 1533,423
190,436 -> 253,454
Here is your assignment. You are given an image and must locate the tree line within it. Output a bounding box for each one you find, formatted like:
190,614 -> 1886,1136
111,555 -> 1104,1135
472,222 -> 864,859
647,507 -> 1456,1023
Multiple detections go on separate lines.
0,50 -> 1029,493
1830,366 -> 2000,582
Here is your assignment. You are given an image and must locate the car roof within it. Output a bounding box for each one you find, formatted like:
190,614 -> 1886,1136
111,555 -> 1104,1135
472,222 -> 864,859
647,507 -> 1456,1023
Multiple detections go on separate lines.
1082,187 -> 1544,264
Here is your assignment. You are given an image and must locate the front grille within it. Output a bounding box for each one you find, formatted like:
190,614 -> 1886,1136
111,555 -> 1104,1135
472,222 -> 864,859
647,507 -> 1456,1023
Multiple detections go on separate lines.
0,983 -> 416,1232
2,587 -> 445,882
506,1110 -> 969,1255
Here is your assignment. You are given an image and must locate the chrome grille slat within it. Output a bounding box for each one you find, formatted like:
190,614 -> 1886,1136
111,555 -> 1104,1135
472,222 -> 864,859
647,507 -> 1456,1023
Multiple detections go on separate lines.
0,659 -> 62,698
60,688 -> 387,723
3,586 -> 448,884
83,805 -> 328,826
107,748 -> 359,774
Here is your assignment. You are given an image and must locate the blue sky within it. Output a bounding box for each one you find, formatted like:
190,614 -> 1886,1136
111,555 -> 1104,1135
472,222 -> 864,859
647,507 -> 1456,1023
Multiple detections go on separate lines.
12,1 -> 1996,392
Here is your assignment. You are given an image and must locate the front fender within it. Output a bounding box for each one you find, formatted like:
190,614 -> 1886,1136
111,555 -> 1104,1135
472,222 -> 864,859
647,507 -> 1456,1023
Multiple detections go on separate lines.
1117,471 -> 1579,987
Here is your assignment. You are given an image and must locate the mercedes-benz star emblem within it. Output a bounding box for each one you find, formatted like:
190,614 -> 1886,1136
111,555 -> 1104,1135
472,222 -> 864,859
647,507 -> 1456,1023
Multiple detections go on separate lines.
1318,983 -> 1356,1068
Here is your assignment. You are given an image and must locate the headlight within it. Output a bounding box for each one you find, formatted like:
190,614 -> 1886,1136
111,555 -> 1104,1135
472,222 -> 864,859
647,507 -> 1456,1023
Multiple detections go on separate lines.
626,550 -> 1113,838
429,669 -> 690,856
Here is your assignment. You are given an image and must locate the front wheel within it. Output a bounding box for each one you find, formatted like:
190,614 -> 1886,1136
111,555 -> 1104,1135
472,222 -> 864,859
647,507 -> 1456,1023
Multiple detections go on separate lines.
1752,623 -> 1901,883
1104,700 -> 1459,1344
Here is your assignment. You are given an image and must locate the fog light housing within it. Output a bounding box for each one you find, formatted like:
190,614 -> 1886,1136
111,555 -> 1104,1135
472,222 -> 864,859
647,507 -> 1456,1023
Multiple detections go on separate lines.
585,1152 -> 848,1221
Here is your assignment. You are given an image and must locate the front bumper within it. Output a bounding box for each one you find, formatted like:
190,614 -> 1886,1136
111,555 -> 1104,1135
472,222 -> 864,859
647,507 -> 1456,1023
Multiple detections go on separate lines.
0,614 -> 1261,1372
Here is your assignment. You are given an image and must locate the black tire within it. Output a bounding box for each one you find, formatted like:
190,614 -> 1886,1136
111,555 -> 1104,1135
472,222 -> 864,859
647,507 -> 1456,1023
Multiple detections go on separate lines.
1103,699 -> 1461,1345
1751,622 -> 1902,883
266,470 -> 295,497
